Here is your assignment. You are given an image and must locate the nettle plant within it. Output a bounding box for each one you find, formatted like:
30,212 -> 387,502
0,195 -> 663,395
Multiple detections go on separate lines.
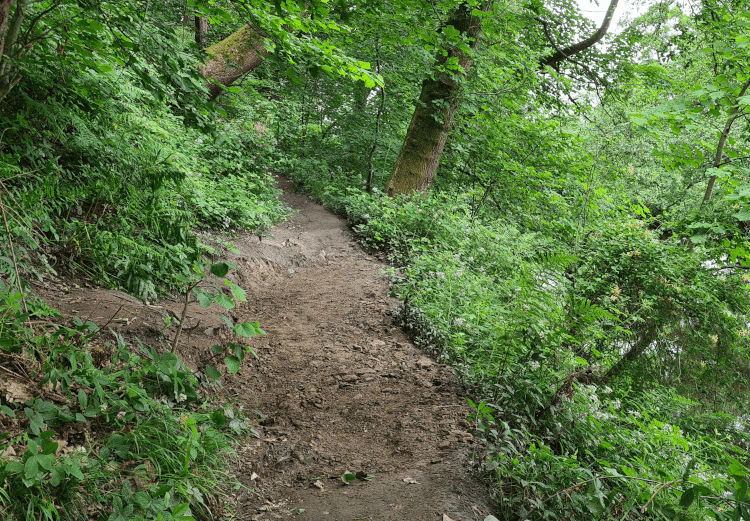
172,260 -> 263,378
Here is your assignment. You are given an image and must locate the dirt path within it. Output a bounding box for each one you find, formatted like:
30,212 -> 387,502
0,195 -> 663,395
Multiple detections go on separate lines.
36,178 -> 496,521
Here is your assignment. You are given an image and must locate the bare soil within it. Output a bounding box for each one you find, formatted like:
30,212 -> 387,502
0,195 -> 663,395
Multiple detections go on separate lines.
28,177 -> 497,521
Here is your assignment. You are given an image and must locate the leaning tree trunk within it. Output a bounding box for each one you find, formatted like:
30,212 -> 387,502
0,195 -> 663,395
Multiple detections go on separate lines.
198,24 -> 269,100
384,3 -> 487,196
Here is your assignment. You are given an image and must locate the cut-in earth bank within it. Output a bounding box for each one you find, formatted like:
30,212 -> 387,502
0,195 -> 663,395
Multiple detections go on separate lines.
34,177 -> 497,520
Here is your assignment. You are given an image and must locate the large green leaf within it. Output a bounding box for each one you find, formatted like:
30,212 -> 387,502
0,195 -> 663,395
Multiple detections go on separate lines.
234,321 -> 261,339
206,365 -> 222,380
213,292 -> 235,310
194,289 -> 214,308
225,356 -> 241,374
210,262 -> 231,278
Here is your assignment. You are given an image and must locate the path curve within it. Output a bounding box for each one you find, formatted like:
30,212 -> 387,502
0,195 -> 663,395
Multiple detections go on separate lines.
226,178 -> 496,520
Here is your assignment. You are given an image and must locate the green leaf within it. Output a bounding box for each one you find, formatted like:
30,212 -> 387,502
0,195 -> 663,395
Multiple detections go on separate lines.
737,479 -> 749,502
206,365 -> 222,380
213,292 -> 235,310
171,503 -> 192,519
729,458 -> 745,477
234,321 -> 260,339
194,289 -> 213,308
108,434 -> 130,458
1,405 -> 16,418
210,263 -> 230,278
225,356 -> 241,374
66,463 -> 84,480
5,460 -> 23,474
221,314 -> 234,329
341,472 -> 356,485
24,457 -> 39,480
50,467 -> 64,487
211,409 -> 227,427
226,281 -> 246,302
37,453 -> 54,471
680,487 -> 695,508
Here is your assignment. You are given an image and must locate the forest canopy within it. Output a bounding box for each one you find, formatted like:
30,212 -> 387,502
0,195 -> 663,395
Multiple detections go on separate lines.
1,0 -> 750,519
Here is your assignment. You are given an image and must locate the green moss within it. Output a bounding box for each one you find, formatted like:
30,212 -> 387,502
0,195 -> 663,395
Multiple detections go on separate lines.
206,25 -> 258,64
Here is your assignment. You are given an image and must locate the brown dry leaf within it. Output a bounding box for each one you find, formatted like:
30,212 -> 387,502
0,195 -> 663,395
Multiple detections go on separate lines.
443,515 -> 456,521
2,381 -> 32,404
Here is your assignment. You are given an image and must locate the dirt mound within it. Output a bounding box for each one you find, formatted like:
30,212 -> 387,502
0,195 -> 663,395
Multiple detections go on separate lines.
31,177 -> 497,520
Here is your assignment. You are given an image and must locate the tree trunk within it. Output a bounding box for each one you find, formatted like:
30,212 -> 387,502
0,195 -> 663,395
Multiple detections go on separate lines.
384,3 -> 487,196
198,24 -> 269,100
602,327 -> 658,382
0,0 -> 25,106
701,76 -> 750,206
194,16 -> 208,48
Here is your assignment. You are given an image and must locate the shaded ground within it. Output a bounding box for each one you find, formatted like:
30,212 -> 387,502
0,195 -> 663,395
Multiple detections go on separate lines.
30,177 -> 497,521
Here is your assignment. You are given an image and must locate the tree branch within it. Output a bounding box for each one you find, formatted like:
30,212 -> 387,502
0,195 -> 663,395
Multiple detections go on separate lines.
538,0 -> 619,69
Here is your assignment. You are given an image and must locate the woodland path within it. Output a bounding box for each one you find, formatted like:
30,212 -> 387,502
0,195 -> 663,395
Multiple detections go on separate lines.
37,178 -> 496,521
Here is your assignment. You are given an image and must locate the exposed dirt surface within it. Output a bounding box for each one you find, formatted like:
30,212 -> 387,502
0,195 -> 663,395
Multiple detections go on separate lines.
30,177 -> 496,521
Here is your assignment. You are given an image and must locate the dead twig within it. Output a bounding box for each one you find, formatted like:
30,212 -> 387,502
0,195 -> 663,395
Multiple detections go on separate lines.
0,363 -> 23,379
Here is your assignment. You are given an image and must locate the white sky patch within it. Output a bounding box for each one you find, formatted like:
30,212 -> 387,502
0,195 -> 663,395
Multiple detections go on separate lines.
575,0 -> 653,32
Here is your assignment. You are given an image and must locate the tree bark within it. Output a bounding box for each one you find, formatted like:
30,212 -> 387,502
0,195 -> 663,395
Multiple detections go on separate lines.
194,16 -> 208,48
198,23 -> 269,100
701,76 -> 750,206
602,327 -> 658,382
384,3 -> 487,196
0,0 -> 26,106
537,0 -> 619,69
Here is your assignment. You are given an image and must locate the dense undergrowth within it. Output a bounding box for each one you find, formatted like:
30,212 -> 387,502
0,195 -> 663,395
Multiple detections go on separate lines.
0,6 -> 285,519
3,0 -> 750,519
282,162 -> 750,520
0,280 -> 256,520
0,66 -> 286,302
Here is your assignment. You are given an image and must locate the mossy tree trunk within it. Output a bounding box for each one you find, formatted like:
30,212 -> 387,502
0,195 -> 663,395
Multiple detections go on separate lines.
384,3 -> 487,196
198,24 -> 269,100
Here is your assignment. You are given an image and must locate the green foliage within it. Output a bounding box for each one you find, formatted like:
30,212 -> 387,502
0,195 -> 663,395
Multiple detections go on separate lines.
0,64 -> 285,300
0,285 -> 256,521
280,135 -> 750,520
172,259 -> 263,375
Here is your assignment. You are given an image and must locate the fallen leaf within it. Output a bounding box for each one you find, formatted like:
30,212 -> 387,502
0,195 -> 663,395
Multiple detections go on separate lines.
484,516 -> 500,521
443,515 -> 456,521
250,472 -> 259,481
403,477 -> 419,484
312,480 -> 325,491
